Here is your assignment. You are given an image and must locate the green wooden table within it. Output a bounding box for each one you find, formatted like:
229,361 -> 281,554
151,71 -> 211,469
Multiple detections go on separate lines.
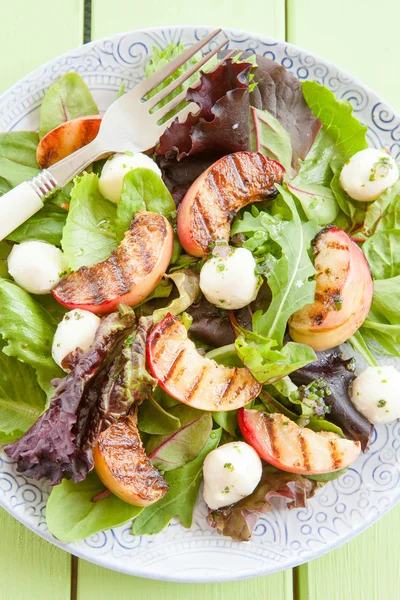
1,1 -> 400,598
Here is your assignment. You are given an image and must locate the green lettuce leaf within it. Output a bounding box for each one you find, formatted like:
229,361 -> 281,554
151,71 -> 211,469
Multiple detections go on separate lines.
363,275 -> 400,341
286,181 -> 339,225
0,343 -> 46,443
361,180 -> 400,237
152,270 -> 200,324
235,329 -> 317,384
292,128 -> 335,187
7,206 -> 67,245
249,107 -> 292,173
149,413 -> 212,472
0,279 -> 63,399
250,186 -> 319,345
46,471 -> 143,542
301,81 -> 368,162
363,230 -> 400,280
115,167 -> 176,239
145,403 -> 204,454
132,429 -> 221,534
39,73 -> 99,138
138,393 -> 181,435
62,173 -> 117,269
0,241 -> 11,279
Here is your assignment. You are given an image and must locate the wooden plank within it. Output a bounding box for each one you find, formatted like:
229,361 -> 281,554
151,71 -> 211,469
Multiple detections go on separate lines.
91,0 -> 285,40
0,2 -> 83,598
77,560 -> 293,600
287,0 -> 400,108
302,504 -> 400,600
0,0 -> 85,95
0,508 -> 71,600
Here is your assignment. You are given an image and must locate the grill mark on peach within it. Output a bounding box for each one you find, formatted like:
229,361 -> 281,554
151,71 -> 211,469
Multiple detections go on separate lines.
106,253 -> 129,295
325,241 -> 349,251
213,369 -> 238,405
184,366 -> 207,401
149,320 -> 181,359
207,172 -> 229,210
264,416 -> 280,460
329,438 -> 342,470
298,432 -> 311,471
163,347 -> 186,384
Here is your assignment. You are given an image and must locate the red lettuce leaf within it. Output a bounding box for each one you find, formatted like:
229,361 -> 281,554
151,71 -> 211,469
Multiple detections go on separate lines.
4,309 -> 140,484
290,347 -> 374,451
156,55 -> 320,202
207,465 -> 320,542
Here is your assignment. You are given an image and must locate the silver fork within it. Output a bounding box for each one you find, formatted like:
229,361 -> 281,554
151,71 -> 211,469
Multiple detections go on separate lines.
0,29 -> 235,241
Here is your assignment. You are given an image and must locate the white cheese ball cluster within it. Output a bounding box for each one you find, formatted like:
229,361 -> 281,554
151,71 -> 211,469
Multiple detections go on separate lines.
52,309 -> 101,370
203,441 -> 262,510
350,365 -> 400,424
7,241 -> 67,295
340,148 -> 398,202
99,152 -> 162,204
199,247 -> 259,310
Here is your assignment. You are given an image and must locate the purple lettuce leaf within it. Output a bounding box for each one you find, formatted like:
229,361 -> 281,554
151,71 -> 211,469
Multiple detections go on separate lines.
155,55 -> 320,202
290,347 -> 374,451
4,309 -> 137,484
207,465 -> 320,542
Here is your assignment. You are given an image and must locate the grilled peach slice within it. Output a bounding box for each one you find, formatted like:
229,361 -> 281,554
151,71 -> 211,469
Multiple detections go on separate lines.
93,407 -> 168,506
147,313 -> 261,411
37,115 -> 102,168
238,410 -> 361,475
53,211 -> 173,314
289,226 -> 373,351
177,152 -> 285,257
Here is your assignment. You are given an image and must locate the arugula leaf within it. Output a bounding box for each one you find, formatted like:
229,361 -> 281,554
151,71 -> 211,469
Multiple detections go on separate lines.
46,471 -> 143,542
145,403 -> 204,454
0,278 -> 63,399
7,206 -> 67,245
152,270 -> 200,324
249,107 -> 292,173
363,229 -> 400,280
212,411 -> 238,437
349,330 -> 378,368
235,329 -> 317,384
62,173 -> 117,269
301,81 -> 368,161
132,429 -> 221,534
138,393 -> 181,435
292,128 -> 335,187
115,168 -> 176,239
251,186 -> 319,345
0,344 -> 46,443
39,73 -> 99,138
149,413 -> 212,472
287,182 -> 339,225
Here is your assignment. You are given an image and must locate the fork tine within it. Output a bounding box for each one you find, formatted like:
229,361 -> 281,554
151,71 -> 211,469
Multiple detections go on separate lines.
133,29 -> 222,99
157,102 -> 199,134
145,38 -> 232,111
152,48 -> 238,123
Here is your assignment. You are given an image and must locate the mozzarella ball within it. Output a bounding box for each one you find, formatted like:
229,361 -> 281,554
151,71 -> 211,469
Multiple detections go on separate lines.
52,309 -> 101,370
7,241 -> 67,295
340,148 -> 399,202
99,152 -> 162,204
200,247 -> 259,310
203,441 -> 262,510
350,365 -> 400,424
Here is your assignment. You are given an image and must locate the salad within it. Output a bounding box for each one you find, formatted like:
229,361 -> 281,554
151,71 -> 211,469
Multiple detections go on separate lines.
1,43 -> 400,544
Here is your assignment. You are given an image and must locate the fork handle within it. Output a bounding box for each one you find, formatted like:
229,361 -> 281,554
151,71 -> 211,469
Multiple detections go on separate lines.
0,139 -> 106,242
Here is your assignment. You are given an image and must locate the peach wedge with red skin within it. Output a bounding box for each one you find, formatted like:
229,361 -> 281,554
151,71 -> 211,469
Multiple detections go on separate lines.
288,226 -> 373,351
238,410 -> 361,475
147,313 -> 262,411
53,211 -> 174,314
37,115 -> 102,168
177,151 -> 285,257
94,407 -> 168,507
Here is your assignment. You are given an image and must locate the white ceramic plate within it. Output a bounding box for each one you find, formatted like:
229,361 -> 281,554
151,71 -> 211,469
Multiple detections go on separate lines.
1,25 -> 400,583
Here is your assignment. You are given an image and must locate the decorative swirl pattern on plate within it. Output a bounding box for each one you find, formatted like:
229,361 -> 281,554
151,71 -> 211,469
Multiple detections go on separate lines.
0,26 -> 399,583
